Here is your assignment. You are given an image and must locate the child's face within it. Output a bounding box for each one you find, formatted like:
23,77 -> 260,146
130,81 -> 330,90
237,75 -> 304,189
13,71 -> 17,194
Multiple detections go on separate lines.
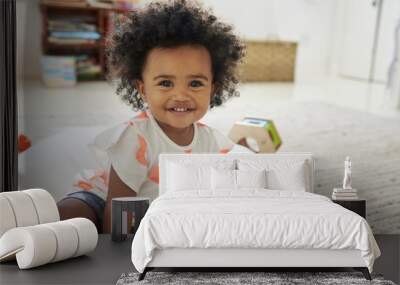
137,45 -> 214,131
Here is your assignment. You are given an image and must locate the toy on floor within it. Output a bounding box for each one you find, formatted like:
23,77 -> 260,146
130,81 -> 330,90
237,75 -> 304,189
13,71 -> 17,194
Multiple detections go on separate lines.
18,134 -> 31,153
0,189 -> 98,269
228,117 -> 282,153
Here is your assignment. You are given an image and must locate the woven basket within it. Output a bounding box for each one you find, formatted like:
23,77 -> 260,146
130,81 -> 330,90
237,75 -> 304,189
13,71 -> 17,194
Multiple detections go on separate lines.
239,40 -> 297,82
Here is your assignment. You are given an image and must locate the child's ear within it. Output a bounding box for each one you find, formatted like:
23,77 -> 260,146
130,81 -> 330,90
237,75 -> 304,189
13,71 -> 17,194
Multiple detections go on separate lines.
210,83 -> 218,102
135,80 -> 147,101
210,83 -> 216,100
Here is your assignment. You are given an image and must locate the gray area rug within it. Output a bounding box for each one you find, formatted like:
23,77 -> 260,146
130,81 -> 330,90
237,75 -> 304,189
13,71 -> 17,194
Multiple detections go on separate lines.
206,101 -> 400,234
116,271 -> 395,285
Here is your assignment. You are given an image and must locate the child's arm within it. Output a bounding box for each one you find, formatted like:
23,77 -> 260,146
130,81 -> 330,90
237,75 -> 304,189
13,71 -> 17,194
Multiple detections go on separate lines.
103,165 -> 137,233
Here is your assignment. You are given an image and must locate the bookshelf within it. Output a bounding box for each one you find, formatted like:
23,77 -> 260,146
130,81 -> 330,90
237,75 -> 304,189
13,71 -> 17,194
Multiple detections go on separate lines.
40,3 -> 128,81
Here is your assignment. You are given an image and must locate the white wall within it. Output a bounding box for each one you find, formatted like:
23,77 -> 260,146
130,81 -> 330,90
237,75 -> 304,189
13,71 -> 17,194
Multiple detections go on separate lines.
17,0 -> 27,128
17,0 -> 28,177
201,0 -> 338,81
375,0 -> 400,82
334,0 -> 377,80
329,0 -> 400,83
17,0 -> 41,81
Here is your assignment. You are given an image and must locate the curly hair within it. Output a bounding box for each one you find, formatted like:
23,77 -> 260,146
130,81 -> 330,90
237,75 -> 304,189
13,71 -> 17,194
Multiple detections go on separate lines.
106,0 -> 245,111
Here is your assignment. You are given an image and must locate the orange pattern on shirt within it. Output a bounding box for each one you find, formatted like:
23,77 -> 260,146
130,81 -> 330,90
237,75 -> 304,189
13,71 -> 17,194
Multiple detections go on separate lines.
89,170 -> 109,186
184,149 -> 192,154
136,134 -> 148,166
74,180 -> 93,191
148,165 -> 159,184
219,148 -> 230,154
135,111 -> 149,120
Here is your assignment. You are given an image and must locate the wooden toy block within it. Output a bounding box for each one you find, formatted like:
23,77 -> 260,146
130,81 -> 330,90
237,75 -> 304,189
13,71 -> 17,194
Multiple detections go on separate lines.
228,117 -> 282,153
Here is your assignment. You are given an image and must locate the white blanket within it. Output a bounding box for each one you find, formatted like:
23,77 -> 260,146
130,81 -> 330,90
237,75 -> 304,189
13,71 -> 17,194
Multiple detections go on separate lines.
131,190 -> 380,273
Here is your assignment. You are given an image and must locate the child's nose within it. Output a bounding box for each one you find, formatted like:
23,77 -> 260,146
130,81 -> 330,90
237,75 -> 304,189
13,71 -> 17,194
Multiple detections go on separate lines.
173,85 -> 190,99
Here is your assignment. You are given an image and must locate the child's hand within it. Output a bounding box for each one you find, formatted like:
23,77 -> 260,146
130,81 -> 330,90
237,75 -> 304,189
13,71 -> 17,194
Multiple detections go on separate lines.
237,138 -> 258,153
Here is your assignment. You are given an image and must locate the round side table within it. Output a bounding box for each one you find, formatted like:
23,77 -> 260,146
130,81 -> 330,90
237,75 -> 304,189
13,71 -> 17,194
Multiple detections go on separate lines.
111,197 -> 150,242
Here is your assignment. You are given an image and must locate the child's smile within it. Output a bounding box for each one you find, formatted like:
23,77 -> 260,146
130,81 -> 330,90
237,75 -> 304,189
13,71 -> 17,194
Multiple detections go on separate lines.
137,45 -> 214,144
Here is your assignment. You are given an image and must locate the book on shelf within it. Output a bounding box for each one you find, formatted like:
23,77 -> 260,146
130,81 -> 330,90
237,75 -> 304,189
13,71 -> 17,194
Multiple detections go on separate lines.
333,188 -> 358,193
48,20 -> 97,32
41,0 -> 89,8
49,14 -> 97,23
41,56 -> 77,87
332,192 -> 358,197
332,195 -> 360,201
76,55 -> 103,80
78,65 -> 102,75
332,187 -> 359,200
332,191 -> 359,200
332,193 -> 359,197
49,31 -> 101,40
47,16 -> 100,46
87,0 -> 115,9
48,37 -> 97,45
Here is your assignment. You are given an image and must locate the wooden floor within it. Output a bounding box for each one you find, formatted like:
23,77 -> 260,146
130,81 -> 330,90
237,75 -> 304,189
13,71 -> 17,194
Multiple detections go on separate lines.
0,234 -> 398,284
373,235 -> 400,284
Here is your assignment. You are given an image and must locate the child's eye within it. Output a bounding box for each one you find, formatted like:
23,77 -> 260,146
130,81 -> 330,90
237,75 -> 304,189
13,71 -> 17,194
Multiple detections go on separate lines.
158,80 -> 173,88
190,80 -> 204,88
